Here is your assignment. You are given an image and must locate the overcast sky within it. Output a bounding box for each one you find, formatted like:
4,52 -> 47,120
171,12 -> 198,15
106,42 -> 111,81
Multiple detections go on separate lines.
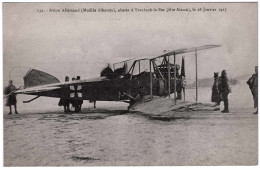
3,3 -> 258,86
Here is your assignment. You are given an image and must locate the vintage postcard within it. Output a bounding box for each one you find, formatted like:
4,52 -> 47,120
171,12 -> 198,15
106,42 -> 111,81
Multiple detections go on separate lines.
3,2 -> 258,166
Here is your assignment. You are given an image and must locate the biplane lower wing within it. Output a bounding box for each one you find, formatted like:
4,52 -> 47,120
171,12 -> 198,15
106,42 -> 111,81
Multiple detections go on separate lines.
16,86 -> 61,94
15,77 -> 109,94
15,68 -> 111,101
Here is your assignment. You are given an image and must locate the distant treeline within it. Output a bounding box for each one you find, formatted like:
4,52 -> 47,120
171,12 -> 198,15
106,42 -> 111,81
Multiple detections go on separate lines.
189,77 -> 239,88
229,78 -> 239,85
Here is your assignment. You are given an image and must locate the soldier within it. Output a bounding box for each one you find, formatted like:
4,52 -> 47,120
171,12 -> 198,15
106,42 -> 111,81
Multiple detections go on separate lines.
114,63 -> 127,78
211,72 -> 220,105
219,70 -> 231,113
58,76 -> 71,113
100,64 -> 114,79
247,66 -> 258,114
176,77 -> 183,100
4,80 -> 19,115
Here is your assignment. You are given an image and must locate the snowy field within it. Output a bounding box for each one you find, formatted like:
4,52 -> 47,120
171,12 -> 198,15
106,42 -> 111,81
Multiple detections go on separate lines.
3,81 -> 258,166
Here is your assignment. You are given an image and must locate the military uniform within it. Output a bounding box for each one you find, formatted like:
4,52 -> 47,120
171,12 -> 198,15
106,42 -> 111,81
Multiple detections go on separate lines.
4,85 -> 17,106
4,81 -> 19,114
59,76 -> 71,113
219,70 -> 231,113
253,74 -> 258,109
247,67 -> 258,114
58,99 -> 71,112
211,73 -> 220,105
100,65 -> 114,79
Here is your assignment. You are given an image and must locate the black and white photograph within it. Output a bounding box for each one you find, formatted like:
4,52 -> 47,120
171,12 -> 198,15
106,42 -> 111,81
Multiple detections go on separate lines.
2,2 -> 258,166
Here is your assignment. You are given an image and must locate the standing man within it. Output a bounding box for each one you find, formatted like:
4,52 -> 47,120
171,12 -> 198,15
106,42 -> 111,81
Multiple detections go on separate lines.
219,70 -> 231,113
58,76 -> 71,113
4,80 -> 19,115
211,72 -> 220,105
247,66 -> 258,114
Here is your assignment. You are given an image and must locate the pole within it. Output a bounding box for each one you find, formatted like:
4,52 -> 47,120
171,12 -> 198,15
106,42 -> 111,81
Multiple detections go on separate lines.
174,54 -> 177,105
168,56 -> 171,99
195,50 -> 198,103
150,60 -> 153,98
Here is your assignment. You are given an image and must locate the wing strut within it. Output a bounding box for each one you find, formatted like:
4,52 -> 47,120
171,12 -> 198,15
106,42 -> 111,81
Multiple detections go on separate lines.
168,56 -> 171,99
174,53 -> 177,104
150,60 -> 153,99
195,50 -> 198,103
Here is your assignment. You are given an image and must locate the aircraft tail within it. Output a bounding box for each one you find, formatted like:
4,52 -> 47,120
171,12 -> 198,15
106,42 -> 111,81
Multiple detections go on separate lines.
23,69 -> 60,88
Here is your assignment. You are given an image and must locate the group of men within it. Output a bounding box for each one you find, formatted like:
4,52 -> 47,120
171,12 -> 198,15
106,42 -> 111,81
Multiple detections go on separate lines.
211,66 -> 258,114
58,76 -> 84,113
4,76 -> 85,114
211,70 -> 232,113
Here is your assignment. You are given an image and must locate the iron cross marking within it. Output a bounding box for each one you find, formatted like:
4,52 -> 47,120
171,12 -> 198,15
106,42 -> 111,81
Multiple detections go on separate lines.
70,85 -> 82,98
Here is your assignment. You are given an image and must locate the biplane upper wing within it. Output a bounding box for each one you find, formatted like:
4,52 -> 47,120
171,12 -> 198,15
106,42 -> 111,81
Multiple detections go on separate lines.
152,45 -> 221,59
113,58 -> 135,65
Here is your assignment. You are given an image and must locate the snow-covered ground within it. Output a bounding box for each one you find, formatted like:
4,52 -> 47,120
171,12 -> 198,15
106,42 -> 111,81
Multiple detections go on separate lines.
3,81 -> 258,166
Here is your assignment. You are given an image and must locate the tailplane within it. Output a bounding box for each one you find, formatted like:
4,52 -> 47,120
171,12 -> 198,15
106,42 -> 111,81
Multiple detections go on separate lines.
23,69 -> 60,88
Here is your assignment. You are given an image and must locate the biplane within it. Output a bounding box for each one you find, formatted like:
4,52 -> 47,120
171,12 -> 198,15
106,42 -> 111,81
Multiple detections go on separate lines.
10,45 -> 220,112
